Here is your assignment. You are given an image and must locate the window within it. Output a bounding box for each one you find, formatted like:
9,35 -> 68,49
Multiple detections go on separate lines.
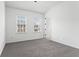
33,17 -> 41,32
16,15 -> 27,33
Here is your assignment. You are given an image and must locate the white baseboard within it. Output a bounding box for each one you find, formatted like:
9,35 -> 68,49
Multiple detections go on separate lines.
50,37 -> 79,49
6,38 -> 44,44
0,40 -> 5,56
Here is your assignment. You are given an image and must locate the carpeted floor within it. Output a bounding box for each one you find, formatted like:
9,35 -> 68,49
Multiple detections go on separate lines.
1,39 -> 79,57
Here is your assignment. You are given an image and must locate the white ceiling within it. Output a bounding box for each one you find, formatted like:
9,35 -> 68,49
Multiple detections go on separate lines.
5,1 -> 63,14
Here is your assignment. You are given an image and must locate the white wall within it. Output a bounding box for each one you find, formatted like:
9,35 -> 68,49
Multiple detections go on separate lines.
6,7 -> 44,43
45,2 -> 79,49
0,1 -> 5,55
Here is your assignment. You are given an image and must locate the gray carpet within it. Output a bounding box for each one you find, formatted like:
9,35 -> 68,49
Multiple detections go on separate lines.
1,39 -> 79,57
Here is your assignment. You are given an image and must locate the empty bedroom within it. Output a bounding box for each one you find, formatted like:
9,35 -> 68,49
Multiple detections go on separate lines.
0,1 -> 79,57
